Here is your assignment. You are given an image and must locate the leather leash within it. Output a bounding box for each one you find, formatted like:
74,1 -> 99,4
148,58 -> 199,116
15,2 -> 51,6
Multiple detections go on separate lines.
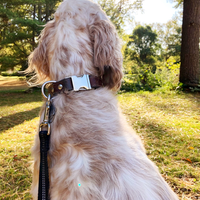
38,75 -> 102,200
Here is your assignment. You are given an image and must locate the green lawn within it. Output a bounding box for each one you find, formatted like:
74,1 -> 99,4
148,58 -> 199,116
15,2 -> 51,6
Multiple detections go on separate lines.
0,89 -> 199,199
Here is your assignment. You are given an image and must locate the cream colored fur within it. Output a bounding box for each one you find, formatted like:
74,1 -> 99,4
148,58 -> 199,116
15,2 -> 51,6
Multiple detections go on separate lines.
28,0 -> 179,199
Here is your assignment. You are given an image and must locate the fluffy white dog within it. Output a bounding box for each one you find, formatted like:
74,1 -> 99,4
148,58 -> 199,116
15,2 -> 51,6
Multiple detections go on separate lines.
28,0 -> 179,199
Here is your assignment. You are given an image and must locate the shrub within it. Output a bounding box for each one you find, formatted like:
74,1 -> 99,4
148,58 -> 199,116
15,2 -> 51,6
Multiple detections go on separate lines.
121,57 -> 180,92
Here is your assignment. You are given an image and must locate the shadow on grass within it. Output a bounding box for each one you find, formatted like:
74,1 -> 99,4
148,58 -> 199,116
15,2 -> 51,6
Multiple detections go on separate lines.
0,107 -> 41,133
0,89 -> 43,107
132,115 -> 174,141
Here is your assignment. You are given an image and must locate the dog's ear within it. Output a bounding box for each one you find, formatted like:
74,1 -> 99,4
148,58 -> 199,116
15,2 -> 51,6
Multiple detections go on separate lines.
27,21 -> 55,84
89,19 -> 123,90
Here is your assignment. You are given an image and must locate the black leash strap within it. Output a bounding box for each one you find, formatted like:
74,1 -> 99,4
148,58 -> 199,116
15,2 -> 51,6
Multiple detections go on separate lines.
38,94 -> 52,200
38,130 -> 50,200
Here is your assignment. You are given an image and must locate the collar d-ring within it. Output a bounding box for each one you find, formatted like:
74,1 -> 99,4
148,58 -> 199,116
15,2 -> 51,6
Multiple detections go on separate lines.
41,80 -> 56,99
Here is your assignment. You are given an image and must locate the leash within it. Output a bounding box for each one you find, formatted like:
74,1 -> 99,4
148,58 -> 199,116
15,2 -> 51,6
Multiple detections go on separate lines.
38,94 -> 51,200
38,75 -> 102,199
38,130 -> 50,200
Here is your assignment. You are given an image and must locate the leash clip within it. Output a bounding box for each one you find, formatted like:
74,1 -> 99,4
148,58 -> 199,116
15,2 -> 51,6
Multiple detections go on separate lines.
40,94 -> 51,135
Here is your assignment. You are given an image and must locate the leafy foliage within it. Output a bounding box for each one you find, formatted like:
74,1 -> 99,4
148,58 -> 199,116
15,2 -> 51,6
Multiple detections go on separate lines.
97,0 -> 143,33
121,12 -> 185,92
122,25 -> 170,92
170,0 -> 183,8
0,0 -> 144,72
0,0 -> 62,71
125,25 -> 160,66
162,15 -> 182,60
121,60 -> 180,92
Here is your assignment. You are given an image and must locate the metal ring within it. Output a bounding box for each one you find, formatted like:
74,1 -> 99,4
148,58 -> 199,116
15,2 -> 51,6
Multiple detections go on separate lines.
41,80 -> 56,99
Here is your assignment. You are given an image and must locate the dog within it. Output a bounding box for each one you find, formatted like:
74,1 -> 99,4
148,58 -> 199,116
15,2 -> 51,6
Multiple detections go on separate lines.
27,0 -> 179,199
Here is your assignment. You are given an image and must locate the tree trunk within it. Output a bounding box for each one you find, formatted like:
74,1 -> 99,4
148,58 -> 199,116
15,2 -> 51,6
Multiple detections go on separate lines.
179,0 -> 200,86
38,4 -> 42,22
33,4 -> 36,20
32,5 -> 36,49
45,0 -> 50,22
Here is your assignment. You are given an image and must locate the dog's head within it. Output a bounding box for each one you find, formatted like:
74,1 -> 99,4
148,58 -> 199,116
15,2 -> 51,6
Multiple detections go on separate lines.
28,0 -> 123,90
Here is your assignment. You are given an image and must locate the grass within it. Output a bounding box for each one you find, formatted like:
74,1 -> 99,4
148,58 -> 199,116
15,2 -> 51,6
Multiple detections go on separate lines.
118,91 -> 200,200
0,85 -> 199,199
0,89 -> 42,200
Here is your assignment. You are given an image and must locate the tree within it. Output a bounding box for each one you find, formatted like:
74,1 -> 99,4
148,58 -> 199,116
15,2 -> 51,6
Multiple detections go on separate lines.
125,25 -> 160,66
123,25 -> 162,88
0,0 -> 62,72
179,0 -> 200,86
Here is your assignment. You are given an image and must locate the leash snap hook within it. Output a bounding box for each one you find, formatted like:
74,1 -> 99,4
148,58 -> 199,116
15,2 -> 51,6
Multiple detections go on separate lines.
40,94 -> 52,135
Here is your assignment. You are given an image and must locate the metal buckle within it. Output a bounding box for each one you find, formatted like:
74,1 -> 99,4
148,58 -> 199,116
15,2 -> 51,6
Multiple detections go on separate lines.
71,75 -> 92,91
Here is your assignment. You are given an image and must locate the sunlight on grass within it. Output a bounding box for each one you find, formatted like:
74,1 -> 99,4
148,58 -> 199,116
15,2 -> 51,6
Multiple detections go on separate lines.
0,76 -> 24,81
0,102 -> 42,118
118,91 -> 200,137
0,117 -> 39,199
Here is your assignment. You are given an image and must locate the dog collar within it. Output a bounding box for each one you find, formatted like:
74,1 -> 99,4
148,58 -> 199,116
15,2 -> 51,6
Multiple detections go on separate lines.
41,75 -> 103,99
